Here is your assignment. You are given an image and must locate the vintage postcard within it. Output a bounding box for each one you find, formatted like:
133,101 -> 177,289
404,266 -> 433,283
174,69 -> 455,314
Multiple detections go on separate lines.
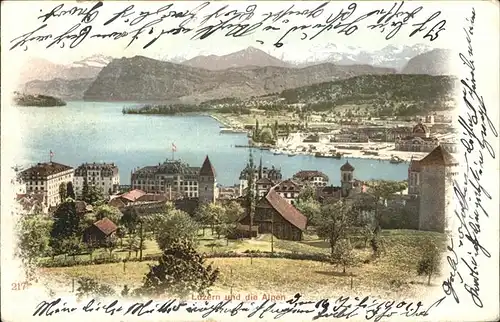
1,0 -> 498,321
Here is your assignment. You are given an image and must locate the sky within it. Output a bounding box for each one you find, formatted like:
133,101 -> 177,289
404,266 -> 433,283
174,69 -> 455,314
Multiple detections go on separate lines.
0,0 -> 471,65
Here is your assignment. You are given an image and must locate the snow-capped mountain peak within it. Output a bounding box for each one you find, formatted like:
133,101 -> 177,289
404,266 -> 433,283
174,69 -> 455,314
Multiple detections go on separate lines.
71,54 -> 114,68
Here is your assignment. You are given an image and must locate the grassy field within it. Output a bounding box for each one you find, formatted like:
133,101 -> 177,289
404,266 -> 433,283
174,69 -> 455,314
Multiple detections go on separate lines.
39,230 -> 445,299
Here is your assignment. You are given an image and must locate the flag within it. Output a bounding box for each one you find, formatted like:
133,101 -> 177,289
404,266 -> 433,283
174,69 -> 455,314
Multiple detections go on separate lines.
172,143 -> 177,152
50,150 -> 54,158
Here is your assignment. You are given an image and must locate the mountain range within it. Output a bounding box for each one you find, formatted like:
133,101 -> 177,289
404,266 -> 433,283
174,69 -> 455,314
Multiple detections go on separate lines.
83,56 -> 395,102
19,46 -> 453,101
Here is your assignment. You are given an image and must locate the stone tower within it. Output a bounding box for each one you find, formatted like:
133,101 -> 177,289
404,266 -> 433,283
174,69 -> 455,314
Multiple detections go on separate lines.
340,161 -> 355,197
199,155 -> 217,204
418,145 -> 458,233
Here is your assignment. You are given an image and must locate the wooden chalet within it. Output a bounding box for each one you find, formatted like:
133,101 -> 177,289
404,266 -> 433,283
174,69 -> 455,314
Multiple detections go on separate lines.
83,217 -> 118,246
239,189 -> 307,241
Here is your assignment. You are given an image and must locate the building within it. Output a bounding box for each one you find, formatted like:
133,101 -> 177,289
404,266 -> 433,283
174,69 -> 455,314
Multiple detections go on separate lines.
131,159 -> 201,198
407,158 -> 422,196
198,155 -> 217,204
256,177 -> 275,197
272,179 -> 301,204
387,126 -> 413,142
293,170 -> 329,187
238,189 -> 307,241
418,145 -> 459,233
395,121 -> 440,152
19,162 -> 74,208
340,161 -> 355,197
239,157 -> 282,196
83,217 -> 118,246
74,162 -> 120,198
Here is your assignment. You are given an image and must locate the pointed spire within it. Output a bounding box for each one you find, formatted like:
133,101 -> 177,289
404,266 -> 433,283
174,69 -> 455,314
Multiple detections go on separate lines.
200,155 -> 216,176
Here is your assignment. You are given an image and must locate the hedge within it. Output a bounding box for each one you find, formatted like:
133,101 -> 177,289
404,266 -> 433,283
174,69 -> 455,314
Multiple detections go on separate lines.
40,250 -> 332,268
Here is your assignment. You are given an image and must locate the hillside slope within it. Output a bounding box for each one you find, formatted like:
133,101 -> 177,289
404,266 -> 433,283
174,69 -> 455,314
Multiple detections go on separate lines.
83,56 -> 396,102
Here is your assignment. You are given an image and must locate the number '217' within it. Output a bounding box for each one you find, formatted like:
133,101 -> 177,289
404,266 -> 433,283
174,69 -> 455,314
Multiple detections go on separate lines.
12,282 -> 30,290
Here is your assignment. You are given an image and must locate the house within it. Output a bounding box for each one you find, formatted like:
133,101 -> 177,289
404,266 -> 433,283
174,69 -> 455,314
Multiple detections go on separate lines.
256,177 -> 275,197
75,200 -> 94,215
239,189 -> 307,241
74,162 -> 120,199
83,217 -> 118,245
19,161 -> 74,208
395,121 -> 440,152
272,179 -> 301,204
316,185 -> 342,203
293,170 -> 329,187
108,189 -> 146,208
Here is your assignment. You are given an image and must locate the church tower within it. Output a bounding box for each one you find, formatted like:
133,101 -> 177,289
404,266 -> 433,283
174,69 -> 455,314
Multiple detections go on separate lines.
340,161 -> 355,197
199,155 -> 217,204
418,145 -> 458,233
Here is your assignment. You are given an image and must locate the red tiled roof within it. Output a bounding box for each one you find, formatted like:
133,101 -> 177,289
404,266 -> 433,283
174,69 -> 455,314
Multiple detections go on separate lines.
120,189 -> 146,202
293,170 -> 329,181
93,217 -> 117,236
20,162 -> 73,178
419,145 -> 458,167
199,155 -> 216,176
340,161 -> 355,171
265,189 -> 307,230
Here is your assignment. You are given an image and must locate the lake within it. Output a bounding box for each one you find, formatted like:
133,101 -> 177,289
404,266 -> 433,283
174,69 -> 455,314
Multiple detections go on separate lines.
16,101 -> 409,187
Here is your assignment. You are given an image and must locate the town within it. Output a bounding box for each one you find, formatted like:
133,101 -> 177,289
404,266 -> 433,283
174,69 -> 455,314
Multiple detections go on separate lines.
14,136 -> 455,298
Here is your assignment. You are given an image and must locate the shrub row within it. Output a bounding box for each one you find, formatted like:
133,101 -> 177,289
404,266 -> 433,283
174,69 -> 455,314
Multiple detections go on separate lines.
40,250 -> 332,268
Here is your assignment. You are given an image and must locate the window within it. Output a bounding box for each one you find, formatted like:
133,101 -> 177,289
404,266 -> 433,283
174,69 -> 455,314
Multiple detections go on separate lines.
204,186 -> 208,191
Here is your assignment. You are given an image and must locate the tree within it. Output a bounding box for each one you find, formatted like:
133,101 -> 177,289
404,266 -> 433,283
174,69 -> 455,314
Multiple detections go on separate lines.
16,213 -> 53,280
76,277 -> 115,300
104,236 -> 118,258
297,185 -> 317,202
153,210 -> 199,250
81,177 -> 89,201
58,183 -> 67,201
83,186 -> 105,206
316,200 -> 355,255
246,149 -> 257,237
217,201 -> 244,243
127,233 -> 140,258
121,207 -> 140,234
63,236 -> 85,261
258,127 -> 274,144
116,225 -> 127,247
66,182 -> 76,200
95,205 -> 123,224
363,180 -> 407,235
417,239 -> 442,285
294,199 -> 321,227
331,239 -> 355,273
50,201 -> 85,255
136,239 -> 219,298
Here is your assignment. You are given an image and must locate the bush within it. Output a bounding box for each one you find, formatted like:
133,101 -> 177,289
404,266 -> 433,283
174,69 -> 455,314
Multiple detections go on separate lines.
76,277 -> 115,300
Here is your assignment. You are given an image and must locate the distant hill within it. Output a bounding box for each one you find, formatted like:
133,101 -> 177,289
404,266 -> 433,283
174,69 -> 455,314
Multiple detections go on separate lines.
181,46 -> 293,70
13,92 -> 66,107
83,56 -> 395,102
277,74 -> 457,114
23,78 -> 95,100
401,49 -> 454,75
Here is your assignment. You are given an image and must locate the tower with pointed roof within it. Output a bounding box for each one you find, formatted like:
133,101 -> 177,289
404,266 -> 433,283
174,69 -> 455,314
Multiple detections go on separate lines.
340,161 -> 355,197
198,155 -> 217,204
418,145 -> 458,233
